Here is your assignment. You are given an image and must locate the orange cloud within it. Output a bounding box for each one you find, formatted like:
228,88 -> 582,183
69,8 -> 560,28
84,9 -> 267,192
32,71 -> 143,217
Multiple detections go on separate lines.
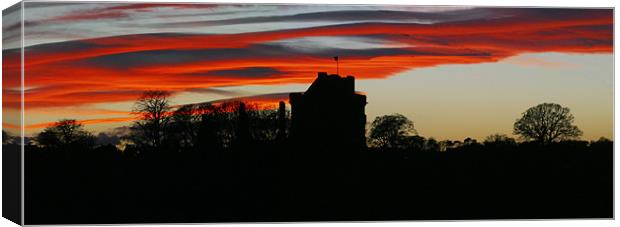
1,8 -> 611,113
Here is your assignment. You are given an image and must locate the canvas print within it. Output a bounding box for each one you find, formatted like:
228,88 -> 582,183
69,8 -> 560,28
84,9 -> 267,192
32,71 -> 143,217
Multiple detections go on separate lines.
1,1 -> 614,225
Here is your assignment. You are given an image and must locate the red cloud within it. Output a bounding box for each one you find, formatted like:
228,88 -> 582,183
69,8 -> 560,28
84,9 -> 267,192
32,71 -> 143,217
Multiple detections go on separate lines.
1,8 -> 612,116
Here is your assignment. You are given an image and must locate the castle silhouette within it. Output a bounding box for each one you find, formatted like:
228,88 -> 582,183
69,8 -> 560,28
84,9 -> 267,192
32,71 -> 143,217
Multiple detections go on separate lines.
289,72 -> 367,150
226,72 -> 367,151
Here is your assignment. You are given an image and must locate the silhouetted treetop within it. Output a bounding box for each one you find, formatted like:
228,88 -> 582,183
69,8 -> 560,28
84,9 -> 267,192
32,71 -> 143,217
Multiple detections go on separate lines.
35,119 -> 95,149
133,90 -> 171,121
513,103 -> 582,144
369,114 -> 417,149
484,134 -> 517,147
131,90 -> 172,149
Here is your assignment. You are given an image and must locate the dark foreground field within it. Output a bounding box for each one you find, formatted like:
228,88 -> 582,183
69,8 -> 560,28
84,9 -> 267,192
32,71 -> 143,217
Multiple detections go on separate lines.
23,140 -> 612,224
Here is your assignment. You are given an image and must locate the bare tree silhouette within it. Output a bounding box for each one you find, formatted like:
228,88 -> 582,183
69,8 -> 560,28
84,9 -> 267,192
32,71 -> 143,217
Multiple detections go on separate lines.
131,90 -> 172,149
514,103 -> 582,144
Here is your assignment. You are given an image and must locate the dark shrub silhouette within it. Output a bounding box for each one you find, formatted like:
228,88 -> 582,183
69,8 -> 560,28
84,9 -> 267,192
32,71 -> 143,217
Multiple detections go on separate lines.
484,134 -> 517,148
401,135 -> 426,151
2,130 -> 15,145
425,137 -> 441,152
168,104 -> 203,150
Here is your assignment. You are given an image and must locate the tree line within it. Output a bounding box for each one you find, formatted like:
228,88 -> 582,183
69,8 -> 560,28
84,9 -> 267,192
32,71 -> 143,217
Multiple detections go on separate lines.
367,102 -> 591,151
2,91 -> 609,152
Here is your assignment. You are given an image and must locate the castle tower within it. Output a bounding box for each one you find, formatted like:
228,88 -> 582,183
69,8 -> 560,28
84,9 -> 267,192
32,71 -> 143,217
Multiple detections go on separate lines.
289,72 -> 367,151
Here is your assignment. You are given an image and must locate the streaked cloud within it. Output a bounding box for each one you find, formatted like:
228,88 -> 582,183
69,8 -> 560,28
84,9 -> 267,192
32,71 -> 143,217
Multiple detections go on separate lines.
187,67 -> 286,78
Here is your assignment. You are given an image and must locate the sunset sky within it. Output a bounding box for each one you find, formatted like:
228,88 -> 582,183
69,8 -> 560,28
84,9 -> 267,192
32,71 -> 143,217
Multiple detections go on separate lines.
2,2 -> 613,141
